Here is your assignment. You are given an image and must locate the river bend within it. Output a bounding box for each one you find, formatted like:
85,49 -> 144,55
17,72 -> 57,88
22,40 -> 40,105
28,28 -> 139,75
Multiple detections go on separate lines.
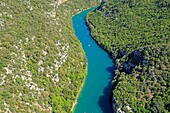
72,8 -> 113,113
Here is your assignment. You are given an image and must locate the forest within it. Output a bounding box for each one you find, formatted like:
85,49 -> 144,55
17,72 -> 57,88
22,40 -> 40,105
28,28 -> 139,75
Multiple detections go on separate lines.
87,0 -> 170,112
0,0 -> 100,112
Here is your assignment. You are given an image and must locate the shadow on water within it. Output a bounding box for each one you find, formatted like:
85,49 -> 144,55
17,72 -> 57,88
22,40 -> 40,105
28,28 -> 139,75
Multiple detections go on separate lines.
73,8 -> 115,113
98,65 -> 114,113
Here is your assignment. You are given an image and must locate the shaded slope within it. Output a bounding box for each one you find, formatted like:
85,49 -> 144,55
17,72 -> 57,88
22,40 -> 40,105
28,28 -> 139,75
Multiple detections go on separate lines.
87,0 -> 170,112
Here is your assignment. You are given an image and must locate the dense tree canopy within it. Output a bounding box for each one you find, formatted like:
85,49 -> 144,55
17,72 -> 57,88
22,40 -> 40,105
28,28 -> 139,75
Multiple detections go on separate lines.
87,0 -> 170,112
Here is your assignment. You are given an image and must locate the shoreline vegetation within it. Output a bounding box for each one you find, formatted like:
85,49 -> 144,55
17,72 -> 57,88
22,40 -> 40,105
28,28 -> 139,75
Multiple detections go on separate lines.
87,0 -> 170,112
0,0 -> 100,113
70,70 -> 86,112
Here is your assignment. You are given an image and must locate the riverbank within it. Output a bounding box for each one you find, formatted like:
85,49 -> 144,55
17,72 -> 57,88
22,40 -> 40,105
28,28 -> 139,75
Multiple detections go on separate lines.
84,0 -> 170,112
86,10 -> 117,112
70,62 -> 88,112
70,71 -> 86,112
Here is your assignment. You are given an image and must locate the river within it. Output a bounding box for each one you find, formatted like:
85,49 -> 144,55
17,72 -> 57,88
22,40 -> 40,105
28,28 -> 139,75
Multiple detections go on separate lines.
72,7 -> 114,113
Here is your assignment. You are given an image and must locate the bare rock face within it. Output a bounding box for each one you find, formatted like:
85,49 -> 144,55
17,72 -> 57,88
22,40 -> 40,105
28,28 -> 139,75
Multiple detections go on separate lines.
57,0 -> 67,6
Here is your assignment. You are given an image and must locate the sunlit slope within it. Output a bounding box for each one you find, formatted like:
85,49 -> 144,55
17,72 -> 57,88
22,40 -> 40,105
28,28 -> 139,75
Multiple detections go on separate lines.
0,0 -> 99,112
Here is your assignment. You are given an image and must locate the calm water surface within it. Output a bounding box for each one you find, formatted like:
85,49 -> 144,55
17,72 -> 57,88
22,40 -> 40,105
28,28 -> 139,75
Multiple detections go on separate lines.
72,8 -> 114,113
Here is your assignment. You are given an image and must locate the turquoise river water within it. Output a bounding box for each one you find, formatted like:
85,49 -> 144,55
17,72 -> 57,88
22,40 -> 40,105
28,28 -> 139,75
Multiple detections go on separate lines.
72,8 -> 114,113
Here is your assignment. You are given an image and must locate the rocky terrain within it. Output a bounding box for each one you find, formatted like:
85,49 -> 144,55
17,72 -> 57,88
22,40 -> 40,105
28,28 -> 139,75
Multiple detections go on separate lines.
0,0 -> 100,112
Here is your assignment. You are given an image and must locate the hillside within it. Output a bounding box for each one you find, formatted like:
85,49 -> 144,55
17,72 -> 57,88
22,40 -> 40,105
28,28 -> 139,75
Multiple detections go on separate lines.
0,0 -> 100,112
87,0 -> 170,112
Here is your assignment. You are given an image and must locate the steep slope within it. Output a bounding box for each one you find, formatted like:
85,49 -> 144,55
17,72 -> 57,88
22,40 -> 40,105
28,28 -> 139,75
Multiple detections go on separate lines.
87,0 -> 170,112
0,0 -> 99,112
